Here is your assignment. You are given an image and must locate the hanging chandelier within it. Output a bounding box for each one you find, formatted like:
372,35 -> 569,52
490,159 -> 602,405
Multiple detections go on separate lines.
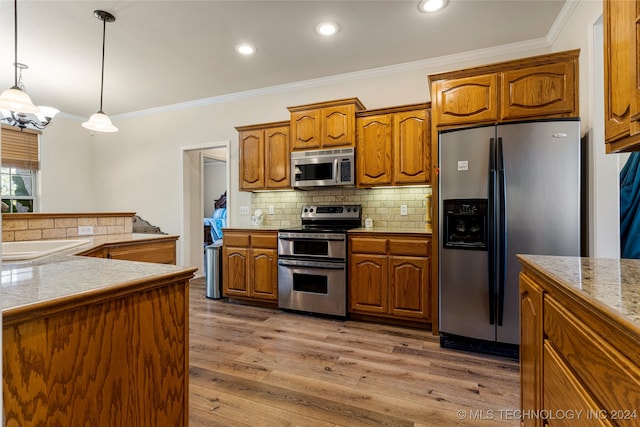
0,0 -> 58,130
82,10 -> 118,133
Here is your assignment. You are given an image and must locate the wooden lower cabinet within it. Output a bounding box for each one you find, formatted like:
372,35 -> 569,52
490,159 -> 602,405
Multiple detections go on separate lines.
519,262 -> 640,427
222,229 -> 278,302
349,233 -> 431,324
78,235 -> 178,264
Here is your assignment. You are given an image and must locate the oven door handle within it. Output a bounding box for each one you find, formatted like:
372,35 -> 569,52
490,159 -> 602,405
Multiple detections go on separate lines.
278,236 -> 346,242
278,259 -> 346,270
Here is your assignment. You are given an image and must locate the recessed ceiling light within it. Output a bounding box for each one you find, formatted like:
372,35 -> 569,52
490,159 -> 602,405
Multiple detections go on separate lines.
418,0 -> 448,13
315,22 -> 339,36
235,44 -> 255,55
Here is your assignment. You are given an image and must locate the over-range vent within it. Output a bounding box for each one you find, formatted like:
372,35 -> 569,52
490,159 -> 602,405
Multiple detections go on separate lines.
299,147 -> 354,157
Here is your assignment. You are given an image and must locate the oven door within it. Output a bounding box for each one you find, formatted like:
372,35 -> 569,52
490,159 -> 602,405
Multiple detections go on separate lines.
278,233 -> 347,260
277,258 -> 347,317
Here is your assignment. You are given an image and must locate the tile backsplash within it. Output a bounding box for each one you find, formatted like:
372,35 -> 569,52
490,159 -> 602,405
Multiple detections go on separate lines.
251,186 -> 432,229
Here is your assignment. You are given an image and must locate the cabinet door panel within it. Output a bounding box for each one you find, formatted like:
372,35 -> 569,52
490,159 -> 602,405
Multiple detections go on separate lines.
322,105 -> 355,147
223,247 -> 249,296
394,109 -> 429,184
264,126 -> 290,189
357,115 -> 393,186
291,110 -> 320,150
434,74 -> 498,126
544,296 -> 640,414
520,275 -> 543,427
389,256 -> 430,320
250,248 -> 278,300
501,61 -> 576,120
239,130 -> 264,190
605,0 -> 635,143
543,342 -> 614,427
349,254 -> 387,314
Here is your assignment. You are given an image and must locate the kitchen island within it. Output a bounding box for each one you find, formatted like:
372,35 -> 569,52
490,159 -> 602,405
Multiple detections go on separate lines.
518,255 -> 640,427
2,242 -> 197,426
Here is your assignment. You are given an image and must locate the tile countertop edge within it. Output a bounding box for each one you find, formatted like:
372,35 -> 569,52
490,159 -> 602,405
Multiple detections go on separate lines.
3,263 -> 197,324
518,254 -> 640,334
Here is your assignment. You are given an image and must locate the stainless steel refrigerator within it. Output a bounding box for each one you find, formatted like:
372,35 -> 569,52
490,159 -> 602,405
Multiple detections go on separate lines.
438,119 -> 581,358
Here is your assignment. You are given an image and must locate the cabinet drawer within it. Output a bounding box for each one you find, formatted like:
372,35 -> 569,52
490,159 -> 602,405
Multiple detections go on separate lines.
251,233 -> 277,249
388,238 -> 430,256
224,233 -> 250,247
544,296 -> 640,414
543,341 -> 614,427
350,237 -> 386,254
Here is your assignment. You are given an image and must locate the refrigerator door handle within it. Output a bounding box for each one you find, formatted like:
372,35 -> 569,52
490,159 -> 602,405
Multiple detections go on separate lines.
487,137 -> 497,325
497,137 -> 507,327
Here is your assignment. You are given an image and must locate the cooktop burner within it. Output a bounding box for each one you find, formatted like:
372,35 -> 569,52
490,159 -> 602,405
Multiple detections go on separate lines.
279,204 -> 362,233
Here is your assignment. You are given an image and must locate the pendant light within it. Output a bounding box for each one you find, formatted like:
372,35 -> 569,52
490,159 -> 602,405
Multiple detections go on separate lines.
82,10 -> 118,133
0,0 -> 40,114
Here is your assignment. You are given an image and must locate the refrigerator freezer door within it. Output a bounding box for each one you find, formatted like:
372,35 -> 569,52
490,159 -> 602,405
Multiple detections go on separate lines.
496,120 -> 580,344
439,125 -> 496,342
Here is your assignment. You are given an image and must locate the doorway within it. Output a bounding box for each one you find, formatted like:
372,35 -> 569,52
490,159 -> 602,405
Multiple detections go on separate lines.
180,141 -> 229,277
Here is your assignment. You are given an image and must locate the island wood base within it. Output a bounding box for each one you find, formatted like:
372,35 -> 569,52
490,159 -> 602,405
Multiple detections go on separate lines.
518,256 -> 640,427
3,270 -> 194,426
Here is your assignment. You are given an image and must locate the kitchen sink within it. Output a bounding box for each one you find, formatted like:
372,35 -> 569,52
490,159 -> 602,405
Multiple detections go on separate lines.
1,239 -> 92,261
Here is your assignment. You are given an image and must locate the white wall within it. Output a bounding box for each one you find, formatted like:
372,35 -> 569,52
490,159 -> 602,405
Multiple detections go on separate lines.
38,115 -> 95,212
204,161 -> 227,218
551,0 -> 620,258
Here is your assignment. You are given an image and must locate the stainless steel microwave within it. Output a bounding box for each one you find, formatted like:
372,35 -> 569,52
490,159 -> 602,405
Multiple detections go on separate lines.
291,148 -> 355,188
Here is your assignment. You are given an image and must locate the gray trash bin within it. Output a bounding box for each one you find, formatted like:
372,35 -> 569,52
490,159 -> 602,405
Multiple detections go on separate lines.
205,243 -> 223,299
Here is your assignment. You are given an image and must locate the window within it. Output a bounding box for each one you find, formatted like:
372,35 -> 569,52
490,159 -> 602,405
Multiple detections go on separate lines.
1,126 -> 40,213
1,167 -> 36,212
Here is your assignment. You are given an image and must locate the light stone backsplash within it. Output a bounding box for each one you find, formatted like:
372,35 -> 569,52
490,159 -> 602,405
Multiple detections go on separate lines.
251,186 -> 431,229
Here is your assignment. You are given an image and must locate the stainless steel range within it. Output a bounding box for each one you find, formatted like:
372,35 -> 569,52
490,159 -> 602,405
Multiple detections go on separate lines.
277,205 -> 361,317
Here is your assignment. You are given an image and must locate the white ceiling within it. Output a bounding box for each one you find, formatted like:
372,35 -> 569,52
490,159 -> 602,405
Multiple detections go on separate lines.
0,0 -> 568,119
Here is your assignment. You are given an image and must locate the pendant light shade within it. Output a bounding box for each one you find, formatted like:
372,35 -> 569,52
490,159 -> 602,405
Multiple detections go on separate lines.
83,10 -> 118,133
0,87 -> 40,114
82,111 -> 118,133
0,0 -> 41,116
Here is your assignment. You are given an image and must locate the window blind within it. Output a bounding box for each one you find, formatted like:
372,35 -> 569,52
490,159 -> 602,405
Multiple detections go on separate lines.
1,125 -> 40,170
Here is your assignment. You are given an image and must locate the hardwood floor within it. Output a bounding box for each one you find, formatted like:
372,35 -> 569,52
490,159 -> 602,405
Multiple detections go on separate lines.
188,279 -> 519,426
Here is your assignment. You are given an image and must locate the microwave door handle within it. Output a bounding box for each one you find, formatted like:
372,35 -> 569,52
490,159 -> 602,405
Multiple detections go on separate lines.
334,158 -> 339,184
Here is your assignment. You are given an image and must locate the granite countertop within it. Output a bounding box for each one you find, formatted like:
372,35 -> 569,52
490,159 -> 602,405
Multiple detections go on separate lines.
2,233 -> 194,315
519,255 -> 640,329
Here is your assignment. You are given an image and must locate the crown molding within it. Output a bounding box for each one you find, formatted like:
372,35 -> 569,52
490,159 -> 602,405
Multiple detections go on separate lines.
546,0 -> 580,45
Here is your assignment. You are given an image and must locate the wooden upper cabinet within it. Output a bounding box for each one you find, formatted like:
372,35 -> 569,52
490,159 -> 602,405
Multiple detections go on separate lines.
237,121 -> 290,191
264,126 -> 290,188
604,0 -> 640,153
288,98 -> 365,151
357,114 -> 393,186
501,60 -> 576,120
429,50 -> 579,129
289,109 -> 320,150
394,108 -> 430,184
238,129 -> 265,190
432,74 -> 498,126
356,103 -> 430,187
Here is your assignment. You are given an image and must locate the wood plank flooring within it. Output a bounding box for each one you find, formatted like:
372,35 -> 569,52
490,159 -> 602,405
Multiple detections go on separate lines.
188,279 -> 520,426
